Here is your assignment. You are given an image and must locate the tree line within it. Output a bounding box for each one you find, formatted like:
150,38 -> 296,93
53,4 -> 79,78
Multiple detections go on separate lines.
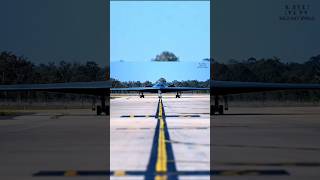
0,51 -> 105,84
0,51 -> 105,105
213,56 -> 320,83
213,56 -> 320,102
111,78 -> 209,88
1,51 -> 320,104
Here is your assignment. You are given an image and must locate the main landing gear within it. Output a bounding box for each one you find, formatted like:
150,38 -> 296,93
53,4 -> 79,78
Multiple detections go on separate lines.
176,91 -> 181,98
94,96 -> 109,116
211,96 -> 228,115
158,90 -> 162,99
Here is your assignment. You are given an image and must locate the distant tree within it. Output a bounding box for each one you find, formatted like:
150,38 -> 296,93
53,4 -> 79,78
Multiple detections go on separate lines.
152,51 -> 179,62
0,51 -> 35,84
72,61 -> 103,82
111,78 -> 124,88
57,61 -> 72,82
247,57 -> 257,64
143,81 -> 153,87
303,55 -> 320,83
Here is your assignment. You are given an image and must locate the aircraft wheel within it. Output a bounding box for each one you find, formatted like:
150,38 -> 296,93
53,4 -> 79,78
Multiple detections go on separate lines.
210,105 -> 215,115
97,106 -> 102,115
218,105 -> 224,115
105,106 -> 110,115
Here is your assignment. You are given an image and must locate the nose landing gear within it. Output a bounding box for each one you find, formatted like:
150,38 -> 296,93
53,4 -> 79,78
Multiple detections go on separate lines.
211,96 -> 228,115
175,91 -> 181,98
158,90 -> 162,99
139,92 -> 144,98
95,96 -> 109,116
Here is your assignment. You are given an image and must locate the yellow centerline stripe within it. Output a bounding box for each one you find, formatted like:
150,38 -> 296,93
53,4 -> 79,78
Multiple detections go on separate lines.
156,118 -> 167,172
158,99 -> 163,118
64,170 -> 77,176
114,170 -> 126,176
155,99 -> 168,179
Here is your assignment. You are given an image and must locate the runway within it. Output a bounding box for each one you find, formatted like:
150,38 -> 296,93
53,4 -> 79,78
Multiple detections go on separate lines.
0,109 -> 108,180
110,94 -> 210,180
213,106 -> 320,180
1,94 -> 320,179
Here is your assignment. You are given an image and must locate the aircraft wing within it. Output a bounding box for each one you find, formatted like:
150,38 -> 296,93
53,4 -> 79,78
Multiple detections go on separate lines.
111,87 -> 209,93
212,80 -> 320,95
0,81 -> 111,96
160,87 -> 209,92
111,87 -> 160,93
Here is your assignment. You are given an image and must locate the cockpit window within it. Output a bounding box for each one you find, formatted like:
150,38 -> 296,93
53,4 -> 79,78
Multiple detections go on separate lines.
154,83 -> 166,88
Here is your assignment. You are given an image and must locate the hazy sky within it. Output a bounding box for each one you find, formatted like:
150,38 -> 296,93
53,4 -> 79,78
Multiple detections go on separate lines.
110,1 -> 210,81
111,61 -> 210,82
213,0 -> 320,63
1,0 -> 319,68
0,0 -> 107,65
111,1 -> 210,62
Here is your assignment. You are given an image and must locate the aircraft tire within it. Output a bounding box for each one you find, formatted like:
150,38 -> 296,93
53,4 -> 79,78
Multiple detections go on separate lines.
97,106 -> 102,115
218,105 -> 224,115
210,105 -> 215,115
105,106 -> 110,115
